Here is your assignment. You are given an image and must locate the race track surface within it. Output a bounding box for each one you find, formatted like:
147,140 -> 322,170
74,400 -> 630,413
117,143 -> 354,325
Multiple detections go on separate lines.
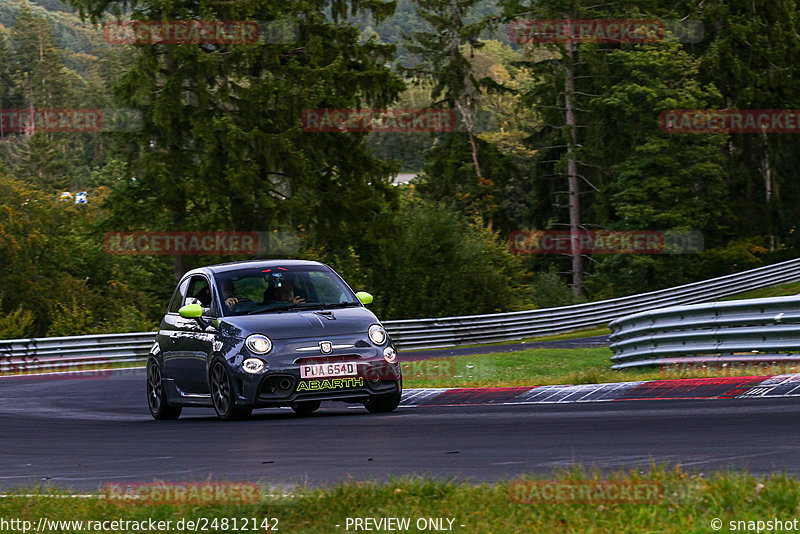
1,371 -> 799,491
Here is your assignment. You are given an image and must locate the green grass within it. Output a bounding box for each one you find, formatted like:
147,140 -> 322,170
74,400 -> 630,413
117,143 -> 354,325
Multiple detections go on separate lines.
406,326 -> 611,354
2,468 -> 798,533
399,346 -> 795,389
719,279 -> 800,301
517,326 -> 610,343
401,347 -> 666,388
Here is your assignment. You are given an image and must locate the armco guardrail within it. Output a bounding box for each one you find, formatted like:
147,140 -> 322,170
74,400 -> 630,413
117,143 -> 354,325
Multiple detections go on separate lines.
0,332 -> 154,376
384,257 -> 800,349
609,295 -> 800,370
2,258 -> 800,373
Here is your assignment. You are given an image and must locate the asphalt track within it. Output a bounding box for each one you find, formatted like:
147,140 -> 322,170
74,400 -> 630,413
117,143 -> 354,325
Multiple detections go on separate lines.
2,371 -> 800,491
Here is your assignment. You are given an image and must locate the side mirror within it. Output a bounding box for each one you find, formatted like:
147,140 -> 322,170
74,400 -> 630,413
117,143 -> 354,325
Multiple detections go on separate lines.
179,303 -> 203,318
355,291 -> 373,305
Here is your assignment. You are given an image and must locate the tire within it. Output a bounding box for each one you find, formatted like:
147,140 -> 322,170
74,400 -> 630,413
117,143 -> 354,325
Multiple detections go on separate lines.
210,361 -> 252,420
291,400 -> 321,415
147,361 -> 181,420
364,391 -> 401,414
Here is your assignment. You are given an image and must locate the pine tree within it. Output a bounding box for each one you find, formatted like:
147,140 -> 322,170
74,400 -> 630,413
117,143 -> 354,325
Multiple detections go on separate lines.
65,0 -> 405,280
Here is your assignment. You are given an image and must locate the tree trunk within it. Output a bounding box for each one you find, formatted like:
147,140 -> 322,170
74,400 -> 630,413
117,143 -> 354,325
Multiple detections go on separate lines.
761,132 -> 775,251
563,32 -> 583,297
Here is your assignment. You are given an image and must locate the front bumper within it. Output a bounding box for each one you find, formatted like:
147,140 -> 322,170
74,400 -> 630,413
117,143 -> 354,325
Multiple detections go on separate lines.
228,336 -> 401,408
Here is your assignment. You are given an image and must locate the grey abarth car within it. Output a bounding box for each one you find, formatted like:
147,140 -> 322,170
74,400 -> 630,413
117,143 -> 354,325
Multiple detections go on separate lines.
147,260 -> 402,420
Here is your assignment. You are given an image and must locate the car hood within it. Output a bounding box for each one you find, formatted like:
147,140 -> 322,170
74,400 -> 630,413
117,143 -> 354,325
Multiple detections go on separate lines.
219,306 -> 381,340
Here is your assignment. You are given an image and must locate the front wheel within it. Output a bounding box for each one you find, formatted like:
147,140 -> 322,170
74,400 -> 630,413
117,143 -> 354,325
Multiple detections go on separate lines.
210,361 -> 251,420
291,400 -> 321,415
364,391 -> 401,414
147,362 -> 181,420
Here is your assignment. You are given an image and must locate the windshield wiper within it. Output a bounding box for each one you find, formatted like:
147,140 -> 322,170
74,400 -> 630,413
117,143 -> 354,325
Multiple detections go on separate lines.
247,302 -> 325,314
321,302 -> 360,309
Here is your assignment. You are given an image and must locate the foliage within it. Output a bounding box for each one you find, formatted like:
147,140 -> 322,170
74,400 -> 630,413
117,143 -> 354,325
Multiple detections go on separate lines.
528,267 -> 584,309
368,194 -> 531,319
0,173 -> 168,336
0,296 -> 36,338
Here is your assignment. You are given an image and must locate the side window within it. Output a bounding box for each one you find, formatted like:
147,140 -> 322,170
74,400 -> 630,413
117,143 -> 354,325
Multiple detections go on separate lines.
186,276 -> 212,308
168,278 -> 190,314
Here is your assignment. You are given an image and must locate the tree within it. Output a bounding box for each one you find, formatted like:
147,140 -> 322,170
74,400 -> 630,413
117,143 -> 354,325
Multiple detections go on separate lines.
368,194 -> 530,319
497,0 -> 620,296
678,0 -> 800,253
405,0 -> 490,184
66,0 -> 405,281
585,39 -> 730,296
10,1 -> 76,110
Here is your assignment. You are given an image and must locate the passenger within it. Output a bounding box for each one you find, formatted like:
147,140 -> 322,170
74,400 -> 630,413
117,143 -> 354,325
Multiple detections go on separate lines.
274,284 -> 305,304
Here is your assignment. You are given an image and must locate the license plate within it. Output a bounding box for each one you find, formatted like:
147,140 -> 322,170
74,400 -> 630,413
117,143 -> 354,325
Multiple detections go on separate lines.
300,362 -> 358,379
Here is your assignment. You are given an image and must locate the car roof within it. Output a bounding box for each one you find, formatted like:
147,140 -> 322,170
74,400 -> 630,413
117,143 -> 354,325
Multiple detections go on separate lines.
184,259 -> 326,278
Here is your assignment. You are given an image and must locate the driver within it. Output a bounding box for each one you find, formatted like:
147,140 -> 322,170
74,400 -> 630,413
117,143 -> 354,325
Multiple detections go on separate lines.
221,279 -> 239,310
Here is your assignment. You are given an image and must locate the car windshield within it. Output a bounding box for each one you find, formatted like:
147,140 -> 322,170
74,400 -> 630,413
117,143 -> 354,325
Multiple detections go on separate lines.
214,265 -> 360,316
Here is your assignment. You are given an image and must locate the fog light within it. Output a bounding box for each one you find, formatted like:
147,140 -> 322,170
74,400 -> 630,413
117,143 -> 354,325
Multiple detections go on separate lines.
383,347 -> 397,363
243,358 -> 267,374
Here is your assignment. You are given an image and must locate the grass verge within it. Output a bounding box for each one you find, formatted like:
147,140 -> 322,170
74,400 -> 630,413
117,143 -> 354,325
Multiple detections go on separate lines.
719,279 -> 800,301
401,347 -> 664,388
1,467 -> 796,533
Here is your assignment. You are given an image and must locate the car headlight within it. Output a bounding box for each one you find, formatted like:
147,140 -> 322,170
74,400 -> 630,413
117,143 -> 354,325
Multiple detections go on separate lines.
242,358 -> 267,374
368,325 -> 387,345
245,334 -> 272,355
383,346 -> 397,363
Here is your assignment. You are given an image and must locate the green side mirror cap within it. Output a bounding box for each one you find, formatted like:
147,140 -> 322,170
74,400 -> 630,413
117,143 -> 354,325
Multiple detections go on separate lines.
179,303 -> 203,318
356,291 -> 373,305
